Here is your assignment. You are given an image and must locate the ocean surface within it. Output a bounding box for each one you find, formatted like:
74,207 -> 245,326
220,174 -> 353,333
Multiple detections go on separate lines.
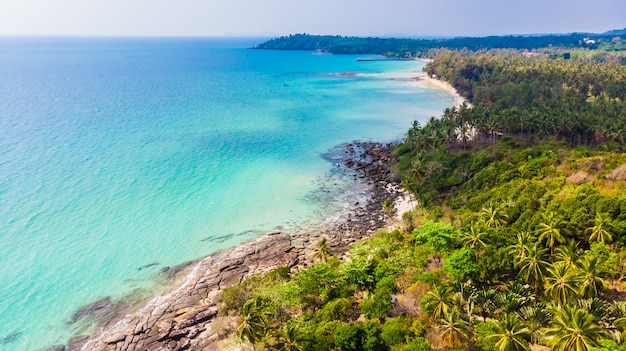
0,37 -> 454,350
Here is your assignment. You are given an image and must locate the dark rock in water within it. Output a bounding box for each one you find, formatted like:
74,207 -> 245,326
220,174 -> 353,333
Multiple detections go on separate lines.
46,345 -> 67,351
67,335 -> 89,351
71,297 -> 112,322
0,332 -> 22,345
137,262 -> 159,270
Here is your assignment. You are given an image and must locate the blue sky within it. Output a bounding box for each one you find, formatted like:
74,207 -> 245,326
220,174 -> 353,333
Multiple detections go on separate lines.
0,0 -> 624,37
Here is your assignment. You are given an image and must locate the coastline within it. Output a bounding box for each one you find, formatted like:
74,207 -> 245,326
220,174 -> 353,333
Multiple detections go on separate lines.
413,75 -> 469,109
62,142 -> 413,351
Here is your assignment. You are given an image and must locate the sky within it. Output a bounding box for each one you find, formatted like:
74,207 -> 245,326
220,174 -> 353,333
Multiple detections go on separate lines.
0,0 -> 624,37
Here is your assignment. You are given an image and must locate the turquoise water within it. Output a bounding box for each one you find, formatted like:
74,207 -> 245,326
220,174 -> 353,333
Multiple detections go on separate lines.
0,37 -> 453,350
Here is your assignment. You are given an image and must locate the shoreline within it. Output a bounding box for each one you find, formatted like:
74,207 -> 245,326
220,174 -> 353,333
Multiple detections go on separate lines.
413,75 -> 470,109
60,142 -> 413,351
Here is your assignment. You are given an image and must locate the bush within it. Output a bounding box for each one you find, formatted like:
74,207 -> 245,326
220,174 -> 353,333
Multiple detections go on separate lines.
406,337 -> 432,351
412,220 -> 461,253
606,164 -> 626,181
473,321 -> 498,351
314,320 -> 342,351
361,290 -> 393,320
316,298 -> 355,323
343,257 -> 375,288
334,323 -> 364,351
443,248 -> 479,283
362,320 -> 383,351
381,317 -> 413,346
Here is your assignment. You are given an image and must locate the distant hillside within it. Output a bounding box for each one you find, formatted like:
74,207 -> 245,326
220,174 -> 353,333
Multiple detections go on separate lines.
255,31 -> 624,57
604,28 -> 626,36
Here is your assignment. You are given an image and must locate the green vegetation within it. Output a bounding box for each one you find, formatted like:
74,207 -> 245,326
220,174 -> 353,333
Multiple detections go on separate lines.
217,38 -> 626,350
255,33 -> 626,63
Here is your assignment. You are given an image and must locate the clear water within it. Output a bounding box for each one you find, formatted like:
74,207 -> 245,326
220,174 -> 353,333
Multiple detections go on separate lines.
0,37 -> 453,350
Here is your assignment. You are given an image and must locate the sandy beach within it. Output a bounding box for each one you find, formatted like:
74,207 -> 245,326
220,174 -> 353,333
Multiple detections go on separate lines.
57,142 -> 414,351
414,75 -> 470,109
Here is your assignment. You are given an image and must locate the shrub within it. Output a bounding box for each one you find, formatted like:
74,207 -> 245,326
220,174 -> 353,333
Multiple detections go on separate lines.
606,164 -> 626,181
566,170 -> 594,185
406,337 -> 432,351
382,317 -> 413,346
443,248 -> 479,283
334,323 -> 364,351
412,220 -> 461,253
316,298 -> 355,323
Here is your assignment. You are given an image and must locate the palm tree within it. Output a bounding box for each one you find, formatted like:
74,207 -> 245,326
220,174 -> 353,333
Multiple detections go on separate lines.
476,288 -> 498,322
554,240 -> 582,269
461,221 -> 488,260
312,237 -> 332,263
453,283 -> 478,323
423,284 -> 454,320
495,292 -> 528,315
587,212 -> 613,246
545,306 -> 605,351
509,231 -> 534,262
381,198 -> 397,221
481,203 -> 509,228
577,255 -> 608,299
238,298 -> 270,350
544,262 -> 581,306
537,211 -> 567,254
278,325 -> 307,351
572,298 -> 609,323
518,305 -> 551,344
611,301 -> 626,342
438,308 -> 471,350
487,313 -> 531,351
516,243 -> 549,296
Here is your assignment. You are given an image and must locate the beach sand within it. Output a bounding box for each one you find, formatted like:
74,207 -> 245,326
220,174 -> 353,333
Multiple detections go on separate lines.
414,75 -> 470,109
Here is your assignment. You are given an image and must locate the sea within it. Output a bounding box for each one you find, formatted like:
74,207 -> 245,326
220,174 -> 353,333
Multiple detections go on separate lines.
0,36 -> 454,350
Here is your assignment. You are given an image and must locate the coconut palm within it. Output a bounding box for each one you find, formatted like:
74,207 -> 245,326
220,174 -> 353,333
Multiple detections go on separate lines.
587,212 -> 613,246
545,306 -> 605,351
461,221 -> 488,260
238,298 -> 270,350
544,262 -> 581,306
577,255 -> 608,299
487,313 -> 531,351
509,231 -> 534,261
481,203 -> 509,228
423,284 -> 454,320
381,198 -> 397,221
537,211 -> 567,254
554,240 -> 582,269
518,305 -> 551,343
516,243 -> 549,296
438,308 -> 471,350
278,325 -> 307,351
312,237 -> 332,263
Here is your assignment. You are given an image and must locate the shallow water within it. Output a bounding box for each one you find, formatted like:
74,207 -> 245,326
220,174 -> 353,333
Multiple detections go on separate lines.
0,37 -> 454,349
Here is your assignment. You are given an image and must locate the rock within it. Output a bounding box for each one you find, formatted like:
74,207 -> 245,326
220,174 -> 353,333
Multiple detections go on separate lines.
46,345 -> 67,351
103,333 -> 126,344
67,335 -> 89,351
71,297 -> 112,322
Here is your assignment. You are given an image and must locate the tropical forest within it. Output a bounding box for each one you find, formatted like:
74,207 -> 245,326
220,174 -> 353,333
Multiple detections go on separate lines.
217,34 -> 626,351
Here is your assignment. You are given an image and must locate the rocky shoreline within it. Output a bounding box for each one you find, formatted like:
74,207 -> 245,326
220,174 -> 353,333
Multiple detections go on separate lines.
57,141 -> 409,351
